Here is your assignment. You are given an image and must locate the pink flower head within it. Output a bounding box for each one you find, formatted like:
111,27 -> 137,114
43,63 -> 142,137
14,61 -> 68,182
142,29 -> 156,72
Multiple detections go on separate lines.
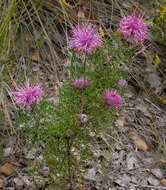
72,77 -> 92,88
118,11 -> 150,44
104,89 -> 123,107
69,23 -> 103,54
118,79 -> 128,89
13,79 -> 44,109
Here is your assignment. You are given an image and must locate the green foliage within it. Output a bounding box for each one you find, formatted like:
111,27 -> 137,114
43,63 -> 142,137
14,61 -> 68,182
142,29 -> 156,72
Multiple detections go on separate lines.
15,37 -> 132,186
0,0 -> 17,55
152,2 -> 166,45
0,146 -> 3,163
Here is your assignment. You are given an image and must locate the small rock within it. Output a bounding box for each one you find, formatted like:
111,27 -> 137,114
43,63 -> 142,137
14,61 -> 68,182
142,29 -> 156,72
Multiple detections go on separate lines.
125,91 -> 133,98
42,166 -> 50,176
37,155 -> 44,162
136,104 -> 151,118
26,148 -> 37,159
140,154 -> 153,165
151,168 -> 163,179
119,150 -> 125,161
6,188 -> 15,190
160,178 -> 166,186
3,147 -> 13,157
13,177 -> 24,187
147,73 -> 161,93
46,97 -> 58,105
115,116 -> 125,127
129,186 -> 136,190
48,74 -> 55,80
71,148 -> 80,161
19,124 -> 25,128
122,1 -> 130,8
78,114 -> 88,123
112,152 -> 119,160
34,176 -> 45,184
6,136 -> 16,147
115,174 -> 131,187
32,66 -> 39,72
85,168 -> 96,181
89,132 -> 95,137
141,178 -> 148,186
22,176 -> 31,186
127,153 -> 139,170
130,176 -> 138,184
147,175 -> 160,186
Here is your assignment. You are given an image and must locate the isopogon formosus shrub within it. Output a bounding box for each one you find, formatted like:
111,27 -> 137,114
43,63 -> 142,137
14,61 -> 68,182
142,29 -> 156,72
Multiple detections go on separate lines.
13,18 -> 150,187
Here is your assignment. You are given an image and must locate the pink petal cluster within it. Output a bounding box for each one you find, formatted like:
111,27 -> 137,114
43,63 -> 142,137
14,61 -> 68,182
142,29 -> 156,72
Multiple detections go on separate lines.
72,77 -> 92,88
13,79 -> 44,109
118,12 -> 150,44
69,23 -> 103,54
118,79 -> 128,89
104,89 -> 122,107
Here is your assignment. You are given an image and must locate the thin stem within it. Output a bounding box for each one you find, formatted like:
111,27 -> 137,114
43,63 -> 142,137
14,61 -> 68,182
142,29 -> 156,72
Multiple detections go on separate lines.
66,136 -> 72,184
70,50 -> 75,78
80,89 -> 84,114
82,53 -> 87,73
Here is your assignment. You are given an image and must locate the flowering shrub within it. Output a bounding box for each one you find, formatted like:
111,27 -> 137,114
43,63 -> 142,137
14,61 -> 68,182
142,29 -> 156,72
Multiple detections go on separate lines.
15,23 -> 133,186
13,79 -> 44,109
118,11 -> 150,44
0,0 -> 155,186
69,23 -> 103,54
